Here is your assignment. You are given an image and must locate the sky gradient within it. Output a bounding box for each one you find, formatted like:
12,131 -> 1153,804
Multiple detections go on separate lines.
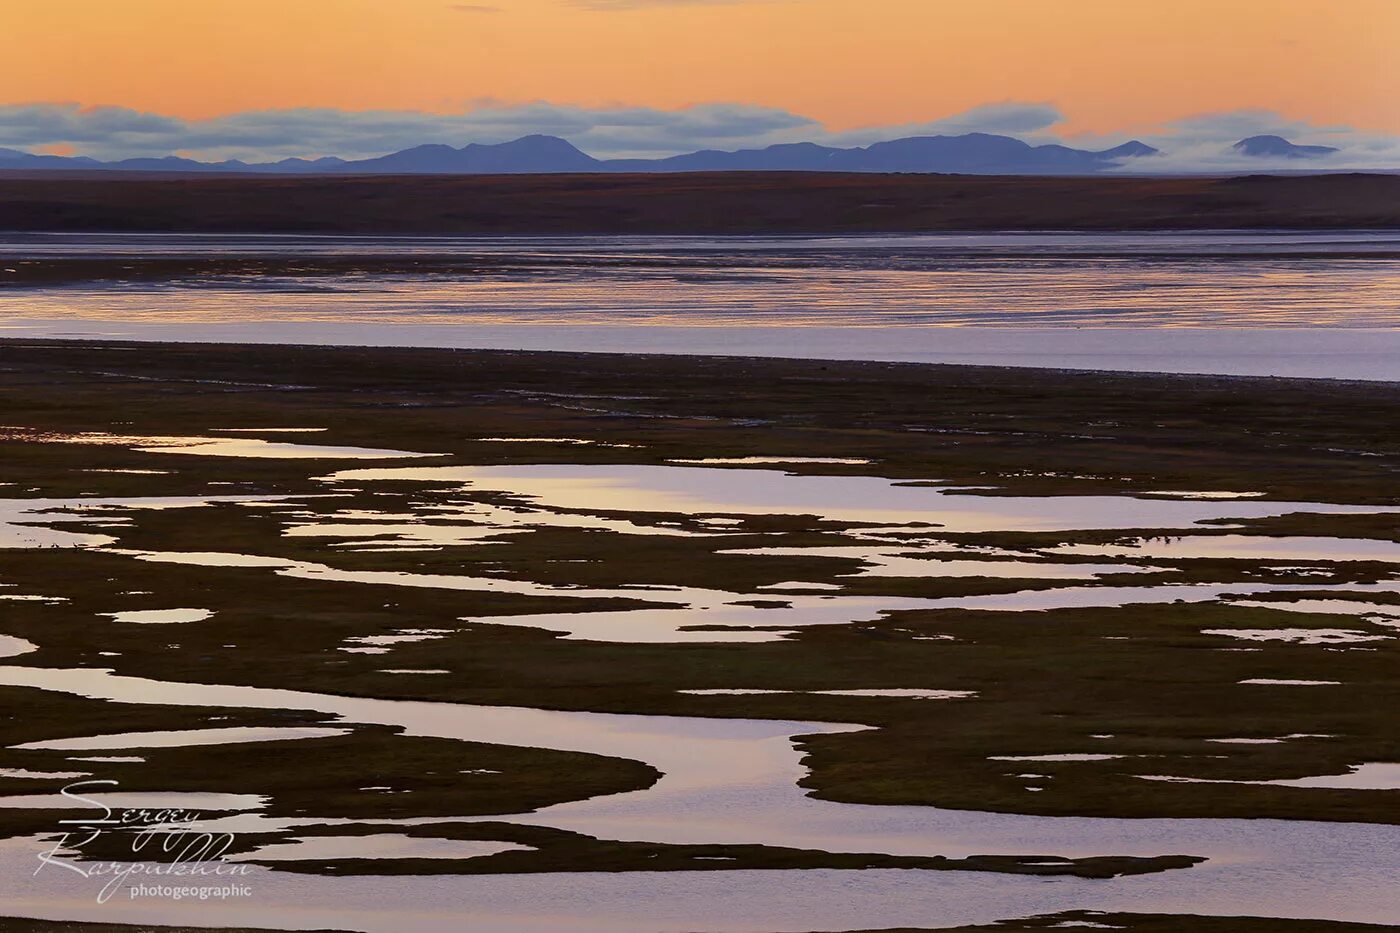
3,0 -> 1398,165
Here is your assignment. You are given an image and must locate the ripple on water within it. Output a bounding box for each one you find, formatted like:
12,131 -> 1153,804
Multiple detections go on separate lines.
1140,763 -> 1400,791
1054,535 -> 1400,563
2,664 -> 1400,929
0,635 -> 37,659
988,754 -> 1127,762
1201,628 -> 1391,646
680,688 -> 975,699
101,608 -> 214,625
234,835 -> 531,863
319,463 -> 1400,533
668,457 -> 873,466
13,726 -> 350,751
1,428 -> 440,460
1,495 -> 292,549
1225,598 -> 1400,619
0,791 -> 264,811
1238,679 -> 1341,686
210,427 -> 329,434
722,545 -> 1156,580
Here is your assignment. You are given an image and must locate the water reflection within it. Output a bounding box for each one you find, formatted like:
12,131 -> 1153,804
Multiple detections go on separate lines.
319,463 -> 1400,533
3,665 -> 1400,930
6,232 -> 1400,329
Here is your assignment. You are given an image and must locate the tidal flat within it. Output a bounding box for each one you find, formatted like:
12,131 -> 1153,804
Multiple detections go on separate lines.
0,340 -> 1397,931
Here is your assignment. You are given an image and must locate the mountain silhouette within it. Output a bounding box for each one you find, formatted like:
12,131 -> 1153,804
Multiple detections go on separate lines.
1232,135 -> 1339,159
603,133 -> 1159,174
9,131 -> 1372,175
248,156 -> 350,173
347,135 -> 601,174
606,141 -> 847,172
1096,140 -> 1159,159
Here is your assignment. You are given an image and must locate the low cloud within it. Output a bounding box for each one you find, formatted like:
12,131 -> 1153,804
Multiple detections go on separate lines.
0,100 -> 1395,169
0,101 -> 816,162
1105,108 -> 1400,172
1163,108 -> 1350,143
825,102 -> 1066,147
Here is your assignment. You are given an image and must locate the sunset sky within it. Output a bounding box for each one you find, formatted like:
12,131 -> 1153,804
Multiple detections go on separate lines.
2,0 -> 1397,164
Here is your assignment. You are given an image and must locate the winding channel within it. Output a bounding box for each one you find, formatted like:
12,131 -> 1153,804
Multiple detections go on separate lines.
3,463 -> 1400,930
1,662 -> 1398,932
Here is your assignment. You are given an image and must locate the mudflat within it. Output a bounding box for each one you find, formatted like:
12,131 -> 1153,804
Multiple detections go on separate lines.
0,340 -> 1397,929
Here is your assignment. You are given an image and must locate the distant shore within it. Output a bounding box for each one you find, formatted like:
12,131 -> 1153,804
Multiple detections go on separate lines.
3,324 -> 1397,383
1,170 -> 1398,234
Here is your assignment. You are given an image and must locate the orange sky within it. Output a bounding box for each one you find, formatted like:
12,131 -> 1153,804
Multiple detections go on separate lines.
3,0 -> 1398,135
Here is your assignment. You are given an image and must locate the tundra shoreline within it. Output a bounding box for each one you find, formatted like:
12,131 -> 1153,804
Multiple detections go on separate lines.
1,171 -> 1398,234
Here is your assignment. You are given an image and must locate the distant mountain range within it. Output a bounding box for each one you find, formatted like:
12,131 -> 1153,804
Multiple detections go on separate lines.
0,132 -> 1343,176
1231,134 -> 1339,159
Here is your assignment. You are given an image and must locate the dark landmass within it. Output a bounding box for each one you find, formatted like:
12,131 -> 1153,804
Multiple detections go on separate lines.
349,131 -> 1154,175
1234,135 -> 1340,159
68,817 -> 1197,880
0,129 -> 1176,176
7,240 -> 1399,291
1,340 -> 1397,825
2,913 -> 1396,933
1,171 -> 1398,234
0,130 -> 1362,176
0,130 -> 1155,175
846,917 -> 1400,933
1,341 -> 1397,928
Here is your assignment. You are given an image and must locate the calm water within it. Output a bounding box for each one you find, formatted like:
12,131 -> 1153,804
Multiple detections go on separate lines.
2,240 -> 1400,930
4,663 -> 1400,932
3,430 -> 1400,929
4,231 -> 1399,379
4,231 -> 1400,328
